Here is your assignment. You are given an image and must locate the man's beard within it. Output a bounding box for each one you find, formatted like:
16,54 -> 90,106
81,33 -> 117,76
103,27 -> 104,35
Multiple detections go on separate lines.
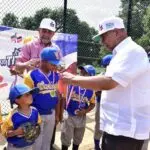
41,38 -> 51,46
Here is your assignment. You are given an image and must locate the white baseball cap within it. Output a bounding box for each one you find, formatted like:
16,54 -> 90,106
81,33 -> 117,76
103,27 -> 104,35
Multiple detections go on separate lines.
93,17 -> 125,42
39,18 -> 56,32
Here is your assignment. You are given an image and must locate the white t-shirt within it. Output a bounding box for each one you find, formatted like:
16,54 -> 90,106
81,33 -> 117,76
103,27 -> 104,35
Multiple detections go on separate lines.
100,37 -> 150,140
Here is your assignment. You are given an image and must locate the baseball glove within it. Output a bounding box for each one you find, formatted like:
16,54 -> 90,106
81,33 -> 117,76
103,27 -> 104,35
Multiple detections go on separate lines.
21,122 -> 41,143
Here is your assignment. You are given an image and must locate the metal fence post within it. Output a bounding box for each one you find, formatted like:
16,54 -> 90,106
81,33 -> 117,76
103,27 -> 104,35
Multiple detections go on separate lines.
127,0 -> 133,36
63,0 -> 67,33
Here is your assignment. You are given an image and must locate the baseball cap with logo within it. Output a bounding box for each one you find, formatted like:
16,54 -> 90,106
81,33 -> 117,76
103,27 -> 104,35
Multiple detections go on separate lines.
9,84 -> 39,104
93,17 -> 125,42
40,47 -> 62,66
39,18 -> 56,32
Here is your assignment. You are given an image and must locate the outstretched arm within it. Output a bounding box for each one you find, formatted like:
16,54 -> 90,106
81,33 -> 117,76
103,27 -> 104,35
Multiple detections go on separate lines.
60,72 -> 118,91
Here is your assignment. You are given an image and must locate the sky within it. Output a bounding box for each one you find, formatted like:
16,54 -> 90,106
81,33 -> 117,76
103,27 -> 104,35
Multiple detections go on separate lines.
0,0 -> 121,29
68,0 -> 121,28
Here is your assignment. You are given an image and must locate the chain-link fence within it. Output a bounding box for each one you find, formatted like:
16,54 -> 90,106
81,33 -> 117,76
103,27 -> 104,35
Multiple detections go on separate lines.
2,0 -> 150,68
0,0 -> 139,116
0,0 -> 65,116
0,0 -> 100,116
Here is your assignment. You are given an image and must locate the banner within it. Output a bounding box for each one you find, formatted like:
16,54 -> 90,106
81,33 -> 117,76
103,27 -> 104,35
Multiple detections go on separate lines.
0,25 -> 78,114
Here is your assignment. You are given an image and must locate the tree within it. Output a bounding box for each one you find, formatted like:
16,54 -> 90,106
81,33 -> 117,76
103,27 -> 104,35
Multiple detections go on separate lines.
2,13 -> 19,28
20,17 -> 36,30
119,0 -> 150,40
137,6 -> 150,51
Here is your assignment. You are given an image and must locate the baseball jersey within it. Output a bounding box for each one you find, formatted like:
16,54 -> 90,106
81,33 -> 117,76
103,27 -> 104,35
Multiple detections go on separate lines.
1,106 -> 41,148
24,69 -> 59,115
65,85 -> 95,116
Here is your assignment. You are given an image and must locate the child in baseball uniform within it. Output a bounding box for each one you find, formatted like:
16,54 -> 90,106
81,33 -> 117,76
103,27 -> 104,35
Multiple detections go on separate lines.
61,65 -> 96,150
24,47 -> 62,150
94,54 -> 112,150
1,84 -> 41,150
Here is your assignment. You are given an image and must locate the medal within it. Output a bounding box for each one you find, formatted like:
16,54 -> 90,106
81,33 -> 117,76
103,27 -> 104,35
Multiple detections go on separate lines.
50,90 -> 56,97
63,85 -> 74,120
39,70 -> 56,97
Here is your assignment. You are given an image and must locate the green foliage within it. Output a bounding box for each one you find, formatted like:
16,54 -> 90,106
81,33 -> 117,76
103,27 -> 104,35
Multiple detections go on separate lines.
20,17 -> 36,30
137,6 -> 150,51
99,46 -> 111,60
138,34 -> 150,51
142,6 -> 150,33
120,0 -> 150,51
2,13 -> 19,28
96,67 -> 105,74
119,0 -> 148,40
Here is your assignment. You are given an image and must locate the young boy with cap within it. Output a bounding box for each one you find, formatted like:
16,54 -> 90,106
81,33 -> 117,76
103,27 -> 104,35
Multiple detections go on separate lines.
61,65 -> 96,150
1,84 -> 41,150
24,47 -> 62,150
94,54 -> 112,150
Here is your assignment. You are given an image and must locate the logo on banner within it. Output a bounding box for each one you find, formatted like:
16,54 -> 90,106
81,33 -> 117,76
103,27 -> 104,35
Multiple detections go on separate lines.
0,48 -> 21,67
11,33 -> 23,43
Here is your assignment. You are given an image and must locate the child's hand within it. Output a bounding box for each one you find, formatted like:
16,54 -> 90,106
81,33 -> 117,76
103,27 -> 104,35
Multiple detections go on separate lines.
6,127 -> 24,137
75,109 -> 86,116
6,130 -> 14,137
14,127 -> 24,136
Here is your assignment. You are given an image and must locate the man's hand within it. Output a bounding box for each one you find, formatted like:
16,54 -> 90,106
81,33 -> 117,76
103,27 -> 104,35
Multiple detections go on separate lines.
24,58 -> 40,70
14,58 -> 40,74
9,67 -> 24,76
75,109 -> 86,116
60,72 -> 75,84
9,68 -> 18,75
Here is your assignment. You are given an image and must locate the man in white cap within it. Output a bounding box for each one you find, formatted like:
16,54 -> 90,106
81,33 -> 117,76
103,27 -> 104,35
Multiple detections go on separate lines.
60,17 -> 150,150
12,18 -> 61,73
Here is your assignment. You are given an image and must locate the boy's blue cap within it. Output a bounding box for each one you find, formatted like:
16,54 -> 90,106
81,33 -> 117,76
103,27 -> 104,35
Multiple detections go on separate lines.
40,47 -> 62,66
9,84 -> 39,104
101,54 -> 113,67
78,65 -> 96,76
